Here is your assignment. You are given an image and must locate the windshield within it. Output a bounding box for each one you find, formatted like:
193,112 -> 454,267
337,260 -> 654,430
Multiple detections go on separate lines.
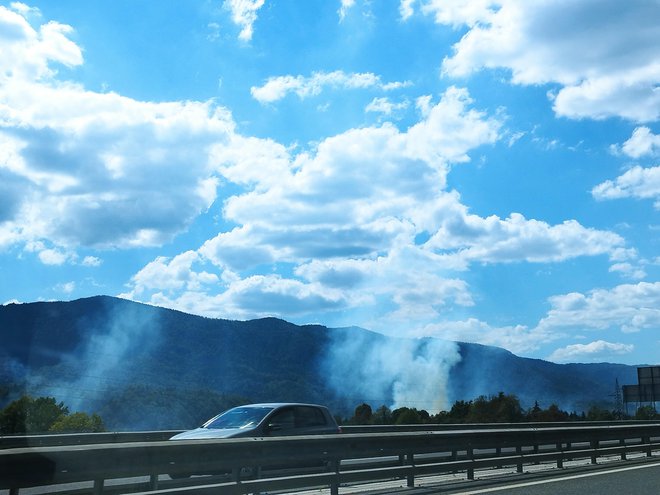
203,406 -> 274,430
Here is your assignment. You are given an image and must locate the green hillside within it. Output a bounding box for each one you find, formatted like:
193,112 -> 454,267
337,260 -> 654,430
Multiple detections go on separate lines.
0,296 -> 639,430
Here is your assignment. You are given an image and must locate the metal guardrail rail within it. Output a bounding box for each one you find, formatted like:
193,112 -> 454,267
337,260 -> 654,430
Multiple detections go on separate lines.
1,423 -> 660,495
0,431 -> 181,450
2,421 -> 658,449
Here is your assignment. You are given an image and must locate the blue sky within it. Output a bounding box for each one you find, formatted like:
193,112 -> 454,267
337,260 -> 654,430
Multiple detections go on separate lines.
1,0 -> 659,366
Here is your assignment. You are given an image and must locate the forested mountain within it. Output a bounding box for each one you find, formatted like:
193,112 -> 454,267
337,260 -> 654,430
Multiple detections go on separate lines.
1,296 -> 639,430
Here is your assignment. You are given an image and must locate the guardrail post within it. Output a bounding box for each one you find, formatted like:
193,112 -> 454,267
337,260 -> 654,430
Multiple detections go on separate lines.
467,447 -> 474,480
620,439 -> 627,460
644,436 -> 652,457
149,473 -> 158,490
516,445 -> 523,473
406,452 -> 415,487
93,478 -> 104,495
590,440 -> 598,464
533,442 -> 539,464
556,443 -> 563,469
330,459 -> 340,495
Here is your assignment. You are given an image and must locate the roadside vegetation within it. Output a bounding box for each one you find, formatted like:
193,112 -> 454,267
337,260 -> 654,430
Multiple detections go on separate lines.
0,395 -> 104,434
344,392 -> 660,425
2,391 -> 658,434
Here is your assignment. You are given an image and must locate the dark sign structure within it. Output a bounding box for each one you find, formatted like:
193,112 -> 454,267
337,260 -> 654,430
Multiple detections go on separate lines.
622,366 -> 660,408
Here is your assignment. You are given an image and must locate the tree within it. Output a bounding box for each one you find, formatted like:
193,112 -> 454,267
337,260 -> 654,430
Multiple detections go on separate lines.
352,403 -> 373,424
527,401 -> 542,421
467,393 -> 523,423
28,397 -> 69,432
586,405 -> 616,421
634,405 -> 658,420
392,407 -> 422,424
50,412 -> 105,433
0,395 -> 30,433
0,396 -> 69,434
528,403 -> 570,422
538,404 -> 570,422
371,405 -> 392,425
447,400 -> 471,422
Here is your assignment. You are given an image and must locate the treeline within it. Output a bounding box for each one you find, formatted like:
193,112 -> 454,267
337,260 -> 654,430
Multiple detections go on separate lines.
0,395 -> 104,434
344,392 -> 660,425
4,391 -> 658,434
0,387 -> 250,434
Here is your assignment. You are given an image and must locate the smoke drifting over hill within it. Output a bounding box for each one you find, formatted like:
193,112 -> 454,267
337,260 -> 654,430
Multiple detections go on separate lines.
0,297 -> 639,429
322,328 -> 461,413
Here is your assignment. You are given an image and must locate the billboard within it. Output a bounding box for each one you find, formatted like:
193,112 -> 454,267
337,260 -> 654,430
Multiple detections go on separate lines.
622,366 -> 660,404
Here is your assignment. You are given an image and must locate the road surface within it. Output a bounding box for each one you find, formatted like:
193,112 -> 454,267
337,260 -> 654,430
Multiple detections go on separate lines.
443,460 -> 660,495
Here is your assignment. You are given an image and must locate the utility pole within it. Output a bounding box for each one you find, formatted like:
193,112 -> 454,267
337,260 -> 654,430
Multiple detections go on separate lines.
612,378 -> 623,419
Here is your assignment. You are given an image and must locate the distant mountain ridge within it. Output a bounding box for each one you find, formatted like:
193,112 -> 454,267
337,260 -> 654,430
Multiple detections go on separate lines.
0,296 -> 639,430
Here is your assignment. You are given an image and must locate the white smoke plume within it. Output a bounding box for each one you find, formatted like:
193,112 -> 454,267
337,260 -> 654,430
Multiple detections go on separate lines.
31,302 -> 161,412
323,328 -> 461,414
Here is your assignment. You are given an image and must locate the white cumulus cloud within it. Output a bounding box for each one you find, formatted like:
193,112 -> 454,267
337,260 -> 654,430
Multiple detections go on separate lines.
424,0 -> 660,122
617,127 -> 660,158
250,70 -> 411,103
592,166 -> 660,209
548,340 -> 634,363
537,282 -> 660,334
0,7 -> 238,253
223,0 -> 265,41
127,86 -> 627,330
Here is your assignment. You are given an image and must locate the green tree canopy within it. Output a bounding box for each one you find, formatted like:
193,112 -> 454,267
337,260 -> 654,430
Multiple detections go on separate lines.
352,403 -> 373,425
634,405 -> 658,420
50,412 -> 105,433
392,407 -> 422,424
468,393 -> 524,423
371,405 -> 392,424
0,396 -> 69,434
0,395 -> 105,434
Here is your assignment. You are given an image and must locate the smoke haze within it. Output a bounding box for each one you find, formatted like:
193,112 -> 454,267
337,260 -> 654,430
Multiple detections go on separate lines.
31,302 -> 161,412
322,328 -> 461,413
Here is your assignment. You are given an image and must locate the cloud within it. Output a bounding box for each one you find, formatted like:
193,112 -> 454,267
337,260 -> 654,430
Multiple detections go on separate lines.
129,274 -> 349,321
609,262 -> 646,281
205,88 -> 501,269
0,7 -> 237,252
399,0 -> 416,20
0,4 -> 82,80
127,251 -> 219,296
548,340 -> 634,363
425,0 -> 660,122
250,70 -> 411,103
365,97 -> 409,117
427,213 -> 625,265
417,282 -> 659,358
537,282 -> 660,334
338,0 -> 356,21
616,127 -> 660,159
126,86 -> 627,333
56,281 -> 76,294
592,166 -> 660,209
420,318 -> 552,355
82,256 -> 102,267
223,0 -> 265,41
127,87 -> 505,320
38,247 -> 68,265
410,0 -> 496,27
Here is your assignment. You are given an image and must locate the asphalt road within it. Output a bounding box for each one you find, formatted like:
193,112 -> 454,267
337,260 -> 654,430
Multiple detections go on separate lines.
445,460 -> 660,495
